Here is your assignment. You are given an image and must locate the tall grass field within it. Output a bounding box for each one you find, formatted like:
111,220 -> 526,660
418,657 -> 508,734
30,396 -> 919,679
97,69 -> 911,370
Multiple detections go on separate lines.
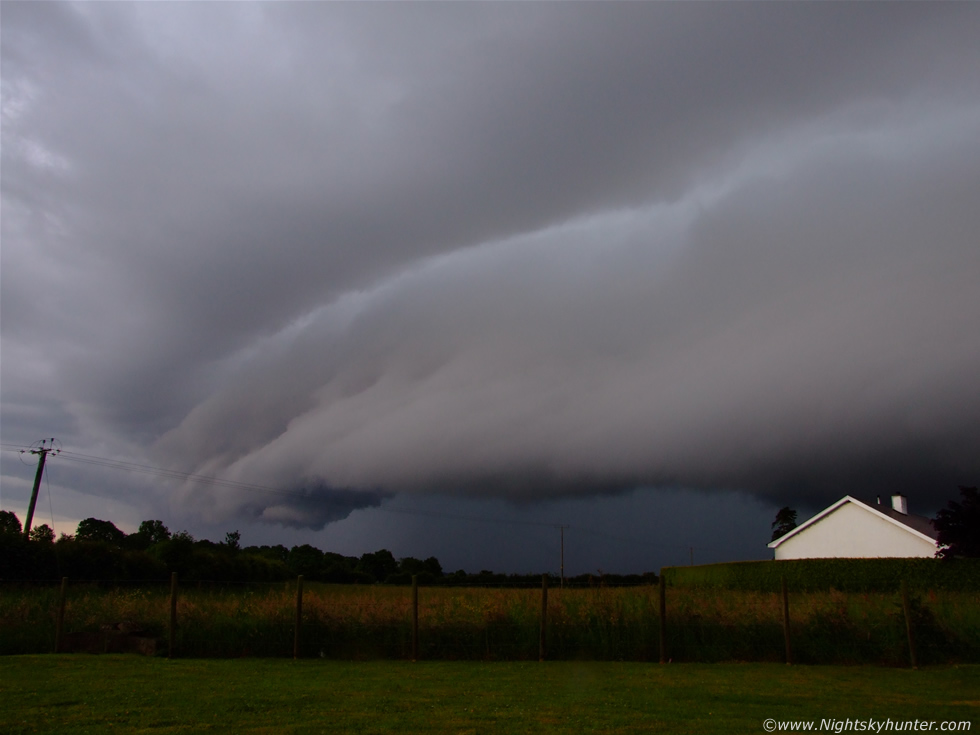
3,582 -> 979,664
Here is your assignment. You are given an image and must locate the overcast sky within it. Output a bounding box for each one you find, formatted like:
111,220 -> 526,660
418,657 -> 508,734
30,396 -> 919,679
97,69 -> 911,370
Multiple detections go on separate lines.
2,2 -> 978,574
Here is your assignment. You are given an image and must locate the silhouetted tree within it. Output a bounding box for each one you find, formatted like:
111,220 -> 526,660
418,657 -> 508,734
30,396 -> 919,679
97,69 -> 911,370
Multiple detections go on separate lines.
0,510 -> 22,536
75,517 -> 127,547
356,549 -> 398,583
130,519 -> 171,549
770,506 -> 798,542
423,556 -> 443,578
148,530 -> 196,576
223,530 -> 241,552
288,544 -> 324,579
934,486 -> 980,559
243,544 -> 289,563
29,523 -> 55,544
398,556 -> 444,580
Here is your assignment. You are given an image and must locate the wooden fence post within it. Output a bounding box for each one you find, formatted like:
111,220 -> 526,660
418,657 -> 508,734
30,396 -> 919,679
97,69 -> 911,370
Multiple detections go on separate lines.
539,574 -> 548,661
901,580 -> 918,669
294,575 -> 304,660
411,575 -> 419,662
659,572 -> 667,664
782,576 -> 792,665
168,572 -> 178,659
54,577 -> 68,653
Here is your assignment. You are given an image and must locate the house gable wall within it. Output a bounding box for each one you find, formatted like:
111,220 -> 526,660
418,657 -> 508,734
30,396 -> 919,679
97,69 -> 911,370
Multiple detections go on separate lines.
774,501 -> 936,560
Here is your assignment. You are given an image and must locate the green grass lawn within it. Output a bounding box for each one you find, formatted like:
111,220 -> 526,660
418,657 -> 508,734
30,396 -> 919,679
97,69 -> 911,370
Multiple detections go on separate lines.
1,657 -> 977,734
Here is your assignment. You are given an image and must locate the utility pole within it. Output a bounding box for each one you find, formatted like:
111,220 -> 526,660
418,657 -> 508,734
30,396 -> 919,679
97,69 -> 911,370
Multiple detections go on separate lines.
22,438 -> 60,538
558,525 -> 568,588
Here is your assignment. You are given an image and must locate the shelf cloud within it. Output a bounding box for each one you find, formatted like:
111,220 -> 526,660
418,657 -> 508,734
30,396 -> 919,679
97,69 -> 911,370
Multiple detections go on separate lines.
3,2 -> 979,531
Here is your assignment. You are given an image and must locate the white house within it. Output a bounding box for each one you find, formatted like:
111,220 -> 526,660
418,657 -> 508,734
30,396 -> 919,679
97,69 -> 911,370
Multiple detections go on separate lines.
768,494 -> 938,560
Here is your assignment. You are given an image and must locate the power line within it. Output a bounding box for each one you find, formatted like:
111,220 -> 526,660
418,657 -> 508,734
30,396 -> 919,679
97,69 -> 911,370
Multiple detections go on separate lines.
56,450 -> 313,500
13,448 -> 571,529
6,443 -> 341,508
5,443 -> 733,558
1,443 -> 31,451
380,505 -> 563,529
19,447 -> 575,530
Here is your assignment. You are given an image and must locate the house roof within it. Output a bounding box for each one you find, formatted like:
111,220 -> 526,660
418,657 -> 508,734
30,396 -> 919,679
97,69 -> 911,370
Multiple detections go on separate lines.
849,497 -> 937,539
768,495 -> 937,549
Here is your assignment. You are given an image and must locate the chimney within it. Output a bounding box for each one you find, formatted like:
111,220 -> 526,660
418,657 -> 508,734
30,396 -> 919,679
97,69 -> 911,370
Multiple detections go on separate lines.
891,494 -> 908,515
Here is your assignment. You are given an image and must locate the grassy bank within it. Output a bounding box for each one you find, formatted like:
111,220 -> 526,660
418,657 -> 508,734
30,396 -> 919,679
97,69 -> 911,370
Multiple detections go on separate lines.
663,558 -> 980,592
1,657 -> 977,734
3,582 -> 979,663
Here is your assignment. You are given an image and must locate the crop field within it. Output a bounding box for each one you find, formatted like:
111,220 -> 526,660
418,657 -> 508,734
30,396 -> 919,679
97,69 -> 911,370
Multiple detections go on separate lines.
1,657 -> 977,734
3,582 -> 979,665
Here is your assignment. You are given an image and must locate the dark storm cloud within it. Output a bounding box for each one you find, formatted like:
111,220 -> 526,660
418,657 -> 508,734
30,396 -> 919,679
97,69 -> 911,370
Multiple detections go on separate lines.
3,2 -> 979,530
198,479 -> 389,531
154,109 -> 980,517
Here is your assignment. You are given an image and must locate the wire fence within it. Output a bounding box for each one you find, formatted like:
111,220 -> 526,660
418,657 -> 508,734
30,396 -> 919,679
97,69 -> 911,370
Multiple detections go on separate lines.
2,576 -> 977,665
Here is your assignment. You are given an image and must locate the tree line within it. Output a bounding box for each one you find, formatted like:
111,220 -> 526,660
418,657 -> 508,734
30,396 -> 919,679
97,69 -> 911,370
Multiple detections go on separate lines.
0,511 -> 655,587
